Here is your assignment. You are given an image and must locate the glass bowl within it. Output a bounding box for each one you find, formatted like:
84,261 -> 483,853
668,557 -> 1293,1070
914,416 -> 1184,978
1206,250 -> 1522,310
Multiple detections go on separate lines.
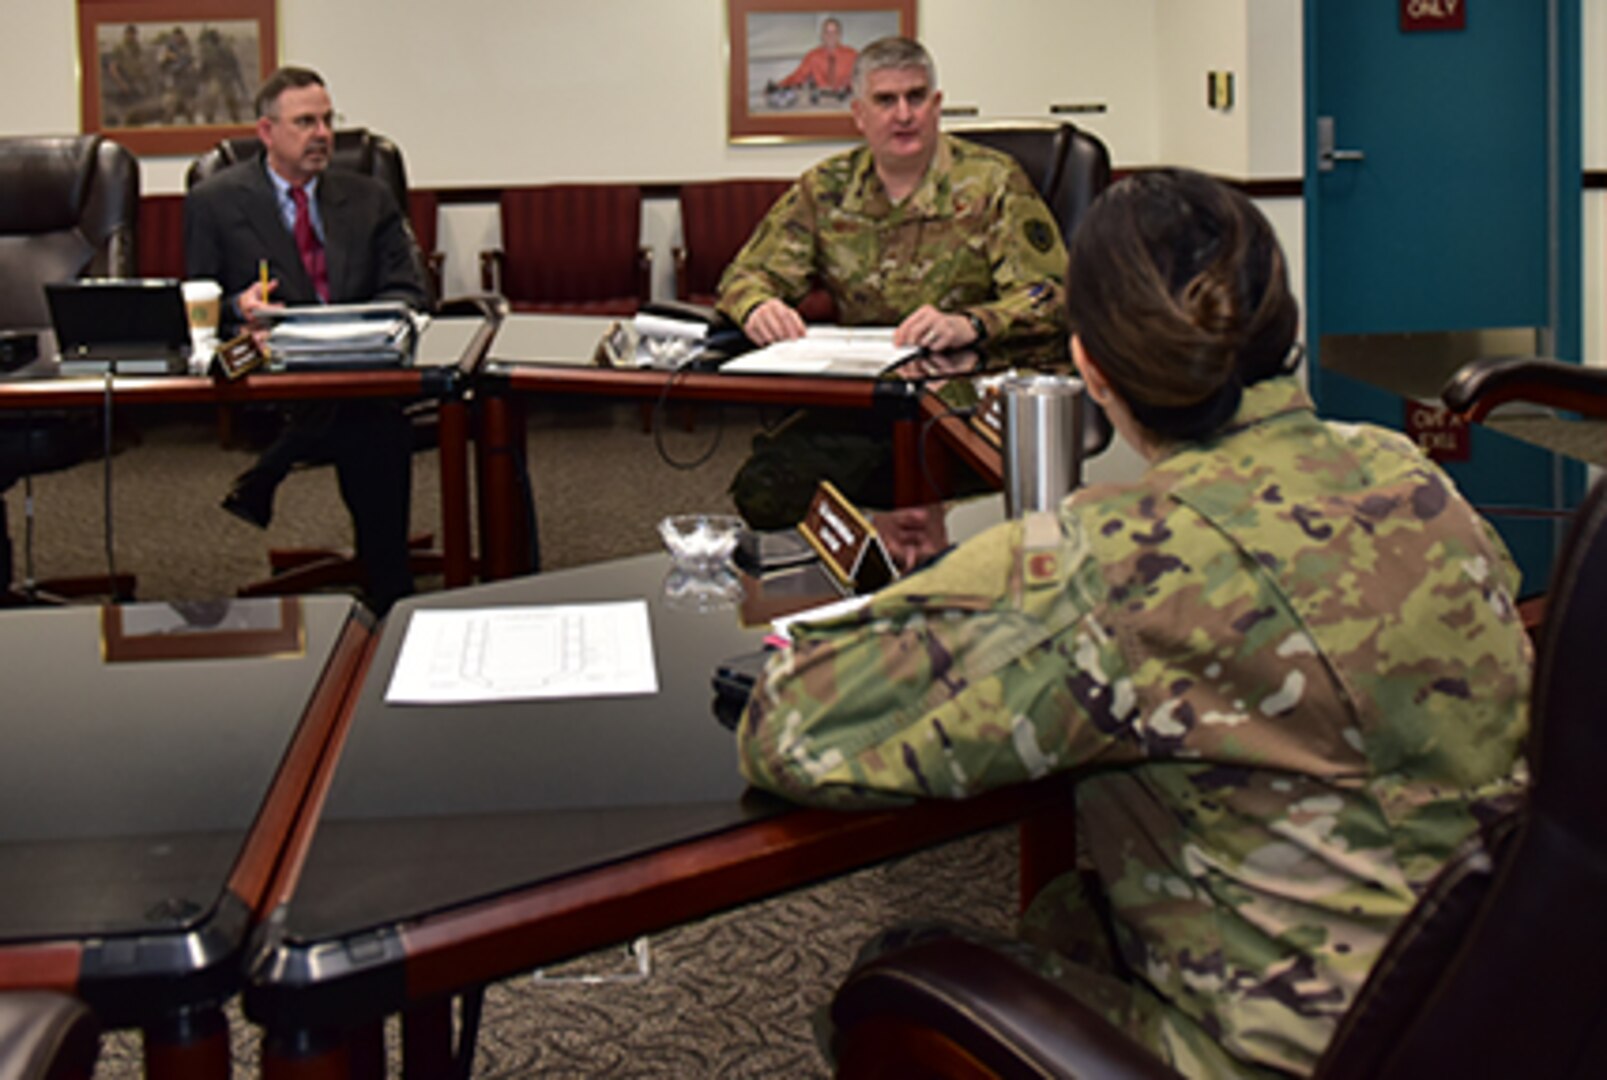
658,513 -> 745,568
662,565 -> 744,612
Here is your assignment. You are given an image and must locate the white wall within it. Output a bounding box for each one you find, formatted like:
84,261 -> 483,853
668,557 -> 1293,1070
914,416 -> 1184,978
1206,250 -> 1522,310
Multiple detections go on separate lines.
0,1 -> 1591,369
0,1 -> 1160,194
1154,0 -> 1248,176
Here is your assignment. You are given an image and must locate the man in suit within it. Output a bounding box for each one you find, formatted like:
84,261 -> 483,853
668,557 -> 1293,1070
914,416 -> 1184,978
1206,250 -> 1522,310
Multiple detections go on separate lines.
185,65 -> 429,614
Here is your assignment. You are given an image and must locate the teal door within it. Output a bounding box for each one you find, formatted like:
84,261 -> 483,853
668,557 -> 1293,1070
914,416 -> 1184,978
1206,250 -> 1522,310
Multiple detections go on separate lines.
1305,0 -> 1582,595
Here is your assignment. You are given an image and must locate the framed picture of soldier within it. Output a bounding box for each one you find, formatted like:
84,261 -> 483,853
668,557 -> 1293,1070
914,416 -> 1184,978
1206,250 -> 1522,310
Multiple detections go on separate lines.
77,0 -> 276,155
728,0 -> 915,143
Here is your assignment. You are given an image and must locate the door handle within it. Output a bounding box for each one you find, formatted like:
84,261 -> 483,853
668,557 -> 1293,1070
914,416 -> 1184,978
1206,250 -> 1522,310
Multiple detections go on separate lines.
1317,116 -> 1366,173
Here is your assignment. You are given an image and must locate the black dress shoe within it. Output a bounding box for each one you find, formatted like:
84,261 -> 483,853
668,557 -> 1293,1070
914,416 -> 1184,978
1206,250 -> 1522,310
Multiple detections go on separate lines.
221,474 -> 274,529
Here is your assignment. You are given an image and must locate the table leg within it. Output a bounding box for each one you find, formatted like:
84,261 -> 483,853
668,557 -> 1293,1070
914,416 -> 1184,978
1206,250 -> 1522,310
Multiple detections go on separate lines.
437,398 -> 472,588
893,417 -> 923,507
401,998 -> 452,1078
474,393 -> 533,581
143,1003 -> 229,1080
262,1023 -> 384,1080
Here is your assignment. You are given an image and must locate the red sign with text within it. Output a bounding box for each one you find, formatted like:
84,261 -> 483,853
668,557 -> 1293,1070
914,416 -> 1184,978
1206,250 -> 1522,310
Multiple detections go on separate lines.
1401,0 -> 1466,32
1405,402 -> 1471,462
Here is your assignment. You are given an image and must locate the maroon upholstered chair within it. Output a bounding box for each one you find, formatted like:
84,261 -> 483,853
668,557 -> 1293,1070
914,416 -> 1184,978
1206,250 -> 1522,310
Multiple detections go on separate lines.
673,179 -> 793,307
135,194 -> 187,280
675,178 -> 839,323
481,184 -> 651,315
831,476 -> 1607,1079
407,189 -> 443,301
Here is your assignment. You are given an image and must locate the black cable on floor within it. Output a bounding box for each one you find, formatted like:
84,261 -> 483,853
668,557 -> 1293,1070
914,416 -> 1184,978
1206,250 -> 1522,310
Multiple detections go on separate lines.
101,371 -> 124,598
650,355 -> 725,471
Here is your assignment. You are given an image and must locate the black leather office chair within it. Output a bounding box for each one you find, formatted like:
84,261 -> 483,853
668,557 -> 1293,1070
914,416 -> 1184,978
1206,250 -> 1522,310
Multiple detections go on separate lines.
0,992 -> 100,1080
186,128 -> 438,302
950,120 -> 1112,248
1442,354 -> 1607,423
831,474 -> 1607,1079
0,133 -> 140,604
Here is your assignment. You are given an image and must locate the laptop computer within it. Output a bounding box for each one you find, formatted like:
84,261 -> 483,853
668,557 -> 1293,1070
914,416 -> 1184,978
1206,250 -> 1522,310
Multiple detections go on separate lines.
45,279 -> 192,375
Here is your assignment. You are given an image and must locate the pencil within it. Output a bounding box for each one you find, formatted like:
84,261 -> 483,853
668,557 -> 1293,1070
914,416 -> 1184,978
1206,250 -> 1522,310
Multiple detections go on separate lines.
259,259 -> 269,296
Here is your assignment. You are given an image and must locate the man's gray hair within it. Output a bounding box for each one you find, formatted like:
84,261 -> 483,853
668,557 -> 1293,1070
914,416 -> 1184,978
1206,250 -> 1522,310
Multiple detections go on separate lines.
850,37 -> 936,100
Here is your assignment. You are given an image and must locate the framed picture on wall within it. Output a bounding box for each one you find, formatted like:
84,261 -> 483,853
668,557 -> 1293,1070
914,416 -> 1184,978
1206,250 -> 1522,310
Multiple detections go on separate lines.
77,0 -> 277,156
727,0 -> 916,143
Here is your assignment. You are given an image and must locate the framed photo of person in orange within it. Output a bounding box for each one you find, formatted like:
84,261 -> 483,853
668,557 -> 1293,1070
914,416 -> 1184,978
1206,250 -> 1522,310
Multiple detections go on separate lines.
728,0 -> 915,142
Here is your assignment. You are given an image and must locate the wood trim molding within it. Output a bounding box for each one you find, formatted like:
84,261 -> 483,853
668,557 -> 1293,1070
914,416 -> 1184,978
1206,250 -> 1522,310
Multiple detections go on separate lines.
1110,167 -> 1303,198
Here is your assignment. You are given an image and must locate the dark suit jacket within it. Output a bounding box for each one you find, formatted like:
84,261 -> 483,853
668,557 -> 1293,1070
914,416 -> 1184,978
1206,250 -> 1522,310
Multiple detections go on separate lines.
183,159 -> 429,332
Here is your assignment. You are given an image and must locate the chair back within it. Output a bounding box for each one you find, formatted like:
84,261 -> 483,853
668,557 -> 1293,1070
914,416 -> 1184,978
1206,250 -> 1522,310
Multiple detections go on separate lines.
675,179 -> 794,305
0,991 -> 100,1080
185,128 -> 410,211
0,134 -> 139,329
1317,476 -> 1607,1078
494,183 -> 648,315
186,128 -> 435,302
950,121 -> 1111,247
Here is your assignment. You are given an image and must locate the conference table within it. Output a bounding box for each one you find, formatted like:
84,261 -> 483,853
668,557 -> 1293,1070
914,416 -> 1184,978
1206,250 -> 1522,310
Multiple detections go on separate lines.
469,314 -> 1078,581
0,594 -> 373,1078
239,529 -> 1076,1077
0,311 -> 499,593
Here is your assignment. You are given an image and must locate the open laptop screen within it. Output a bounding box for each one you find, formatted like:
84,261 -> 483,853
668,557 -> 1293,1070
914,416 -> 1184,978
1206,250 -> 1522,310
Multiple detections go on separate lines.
45,279 -> 191,373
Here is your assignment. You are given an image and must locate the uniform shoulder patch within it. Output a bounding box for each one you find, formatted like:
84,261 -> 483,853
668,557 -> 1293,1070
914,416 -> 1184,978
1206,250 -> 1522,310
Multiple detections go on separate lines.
1024,217 -> 1055,254
1020,510 -> 1062,587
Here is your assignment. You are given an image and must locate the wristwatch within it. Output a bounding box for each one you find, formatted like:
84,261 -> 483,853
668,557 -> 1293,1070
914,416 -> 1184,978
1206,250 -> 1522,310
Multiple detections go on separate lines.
965,312 -> 988,345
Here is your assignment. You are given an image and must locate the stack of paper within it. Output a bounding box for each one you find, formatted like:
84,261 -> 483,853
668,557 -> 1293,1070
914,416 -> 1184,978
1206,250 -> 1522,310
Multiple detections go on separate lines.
267,302 -> 422,369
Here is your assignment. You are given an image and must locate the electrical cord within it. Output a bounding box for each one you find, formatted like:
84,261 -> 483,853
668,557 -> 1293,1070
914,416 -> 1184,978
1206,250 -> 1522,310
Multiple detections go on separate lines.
101,371 -> 123,597
20,472 -> 36,600
650,352 -> 725,471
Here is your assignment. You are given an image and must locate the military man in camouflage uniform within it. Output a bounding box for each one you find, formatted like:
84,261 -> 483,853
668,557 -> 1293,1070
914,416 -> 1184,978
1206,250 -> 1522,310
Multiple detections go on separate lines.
738,373 -> 1531,1076
719,37 -> 1067,532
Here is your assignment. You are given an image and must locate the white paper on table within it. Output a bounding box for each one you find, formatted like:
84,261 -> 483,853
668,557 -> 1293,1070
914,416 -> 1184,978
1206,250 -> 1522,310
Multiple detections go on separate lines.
720,326 -> 918,377
384,601 -> 659,704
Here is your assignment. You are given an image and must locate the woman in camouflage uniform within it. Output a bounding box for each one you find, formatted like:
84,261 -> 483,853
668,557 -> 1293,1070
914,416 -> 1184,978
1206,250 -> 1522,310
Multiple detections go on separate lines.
737,169 -> 1531,1078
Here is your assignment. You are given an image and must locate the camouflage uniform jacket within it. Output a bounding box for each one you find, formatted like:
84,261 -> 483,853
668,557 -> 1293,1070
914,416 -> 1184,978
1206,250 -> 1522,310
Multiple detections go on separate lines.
715,134 -> 1067,343
738,377 -> 1531,1077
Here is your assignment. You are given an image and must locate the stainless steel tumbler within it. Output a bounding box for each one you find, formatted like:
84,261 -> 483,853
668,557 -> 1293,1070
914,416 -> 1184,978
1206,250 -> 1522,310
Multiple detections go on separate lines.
1003,373 -> 1085,516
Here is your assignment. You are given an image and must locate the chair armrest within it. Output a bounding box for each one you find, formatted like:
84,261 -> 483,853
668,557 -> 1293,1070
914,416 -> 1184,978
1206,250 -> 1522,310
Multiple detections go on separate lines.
1442,355 -> 1607,422
0,991 -> 100,1080
436,292 -> 509,320
672,246 -> 690,301
832,937 -> 1180,1080
636,246 -> 654,306
430,293 -> 507,375
425,251 -> 446,303
478,249 -> 503,295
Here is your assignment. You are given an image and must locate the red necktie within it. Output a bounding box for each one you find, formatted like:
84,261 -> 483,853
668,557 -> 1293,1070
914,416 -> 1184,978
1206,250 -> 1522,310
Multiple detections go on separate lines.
290,185 -> 330,302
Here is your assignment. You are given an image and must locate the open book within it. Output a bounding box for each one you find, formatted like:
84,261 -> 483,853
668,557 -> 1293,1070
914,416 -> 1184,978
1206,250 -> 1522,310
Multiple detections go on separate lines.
719,327 -> 918,378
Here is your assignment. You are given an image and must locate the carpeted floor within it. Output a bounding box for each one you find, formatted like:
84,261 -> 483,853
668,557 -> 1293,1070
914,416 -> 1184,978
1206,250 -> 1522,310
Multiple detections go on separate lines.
3,398 -> 1021,1078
